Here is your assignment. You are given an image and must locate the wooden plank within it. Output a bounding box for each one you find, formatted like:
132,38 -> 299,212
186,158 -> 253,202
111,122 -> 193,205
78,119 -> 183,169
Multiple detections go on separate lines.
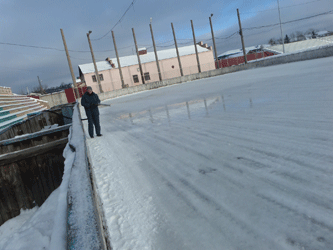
0,124 -> 71,146
0,138 -> 68,165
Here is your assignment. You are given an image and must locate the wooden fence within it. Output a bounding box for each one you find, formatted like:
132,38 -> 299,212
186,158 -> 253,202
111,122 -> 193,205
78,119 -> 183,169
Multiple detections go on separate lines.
216,51 -> 276,68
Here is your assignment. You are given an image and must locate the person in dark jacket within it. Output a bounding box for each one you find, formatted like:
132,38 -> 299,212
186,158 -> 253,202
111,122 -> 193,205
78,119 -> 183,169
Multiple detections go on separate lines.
81,86 -> 102,138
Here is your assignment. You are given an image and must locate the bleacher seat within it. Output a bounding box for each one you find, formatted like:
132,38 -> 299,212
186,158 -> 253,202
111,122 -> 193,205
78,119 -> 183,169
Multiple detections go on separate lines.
0,94 -> 48,131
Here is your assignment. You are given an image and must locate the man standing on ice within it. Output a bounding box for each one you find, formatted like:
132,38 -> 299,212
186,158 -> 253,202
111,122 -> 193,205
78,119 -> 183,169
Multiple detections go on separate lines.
81,86 -> 102,138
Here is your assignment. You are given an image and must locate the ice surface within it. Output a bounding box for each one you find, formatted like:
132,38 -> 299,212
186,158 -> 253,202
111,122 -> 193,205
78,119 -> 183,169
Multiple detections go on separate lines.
1,56 -> 332,250
83,56 -> 333,249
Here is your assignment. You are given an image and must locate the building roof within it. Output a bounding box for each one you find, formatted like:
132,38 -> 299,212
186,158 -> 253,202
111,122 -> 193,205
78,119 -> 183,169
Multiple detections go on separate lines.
217,45 -> 270,59
79,45 -> 211,74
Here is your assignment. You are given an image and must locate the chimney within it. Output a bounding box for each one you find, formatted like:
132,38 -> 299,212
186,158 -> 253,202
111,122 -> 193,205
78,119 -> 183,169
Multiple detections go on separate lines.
138,47 -> 147,55
106,57 -> 115,68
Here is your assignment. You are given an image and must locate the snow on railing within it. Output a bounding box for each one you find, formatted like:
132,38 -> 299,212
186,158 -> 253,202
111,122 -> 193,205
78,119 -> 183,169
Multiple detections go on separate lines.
62,103 -> 109,250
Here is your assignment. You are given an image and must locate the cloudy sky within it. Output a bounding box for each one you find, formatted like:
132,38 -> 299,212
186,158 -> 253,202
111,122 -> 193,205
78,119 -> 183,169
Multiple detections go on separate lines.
1,0 -> 332,93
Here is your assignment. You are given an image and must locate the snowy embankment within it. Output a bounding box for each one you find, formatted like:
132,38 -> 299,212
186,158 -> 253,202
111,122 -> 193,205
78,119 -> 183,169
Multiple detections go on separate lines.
0,104 -> 103,250
0,131 -> 74,249
83,56 -> 333,249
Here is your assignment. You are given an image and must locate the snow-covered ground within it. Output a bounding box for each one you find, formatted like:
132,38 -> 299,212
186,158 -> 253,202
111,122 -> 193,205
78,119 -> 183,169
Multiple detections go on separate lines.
268,35 -> 333,54
82,56 -> 333,249
1,56 -> 332,250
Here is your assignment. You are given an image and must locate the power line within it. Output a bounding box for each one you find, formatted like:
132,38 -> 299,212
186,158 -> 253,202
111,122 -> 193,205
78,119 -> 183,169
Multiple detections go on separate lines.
0,42 -> 64,51
240,0 -> 324,14
243,9 -> 333,30
215,31 -> 239,40
2,10 -> 331,55
92,0 -> 138,41
0,42 -> 136,54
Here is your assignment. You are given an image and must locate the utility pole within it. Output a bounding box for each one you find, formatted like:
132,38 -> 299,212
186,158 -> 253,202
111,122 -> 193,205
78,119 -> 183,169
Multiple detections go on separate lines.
60,28 -> 79,98
171,22 -> 183,77
237,9 -> 247,64
111,31 -> 125,88
150,19 -> 162,82
191,20 -> 201,73
132,28 -> 145,84
87,30 -> 103,93
209,14 -> 219,69
37,76 -> 46,94
277,0 -> 285,53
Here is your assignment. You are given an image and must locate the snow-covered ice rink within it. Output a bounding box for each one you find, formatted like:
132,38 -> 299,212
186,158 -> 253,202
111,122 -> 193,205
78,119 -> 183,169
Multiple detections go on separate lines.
84,57 -> 333,250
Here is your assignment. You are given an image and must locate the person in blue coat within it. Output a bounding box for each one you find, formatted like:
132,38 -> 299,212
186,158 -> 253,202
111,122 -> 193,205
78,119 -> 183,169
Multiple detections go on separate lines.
81,86 -> 102,138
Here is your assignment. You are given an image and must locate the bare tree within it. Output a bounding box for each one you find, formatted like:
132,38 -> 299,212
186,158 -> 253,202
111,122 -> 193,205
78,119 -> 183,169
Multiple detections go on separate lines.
18,88 -> 26,95
268,38 -> 276,46
32,84 -> 48,94
305,28 -> 318,36
284,35 -> 290,44
296,31 -> 306,41
289,32 -> 296,42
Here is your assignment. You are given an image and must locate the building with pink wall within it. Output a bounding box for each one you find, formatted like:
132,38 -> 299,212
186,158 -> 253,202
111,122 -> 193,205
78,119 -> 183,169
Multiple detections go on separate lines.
78,44 -> 215,94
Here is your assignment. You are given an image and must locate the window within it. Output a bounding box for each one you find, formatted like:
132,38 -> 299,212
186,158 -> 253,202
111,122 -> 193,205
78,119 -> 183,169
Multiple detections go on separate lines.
133,75 -> 139,83
144,72 -> 150,81
92,74 -> 103,82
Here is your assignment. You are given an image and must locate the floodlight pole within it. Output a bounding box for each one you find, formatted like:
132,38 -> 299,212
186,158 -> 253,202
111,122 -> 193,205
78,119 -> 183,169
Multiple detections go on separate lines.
150,20 -> 162,81
132,28 -> 145,84
277,0 -> 285,53
87,31 -> 103,93
171,22 -> 183,76
209,15 -> 219,69
237,8 -> 247,64
111,31 -> 125,88
191,20 -> 201,73
60,28 -> 79,98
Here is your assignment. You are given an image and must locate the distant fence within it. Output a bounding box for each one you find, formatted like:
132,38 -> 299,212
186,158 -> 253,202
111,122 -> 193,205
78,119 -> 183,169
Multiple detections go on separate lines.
216,51 -> 276,68
28,87 -> 87,108
65,86 -> 87,103
95,44 -> 333,102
